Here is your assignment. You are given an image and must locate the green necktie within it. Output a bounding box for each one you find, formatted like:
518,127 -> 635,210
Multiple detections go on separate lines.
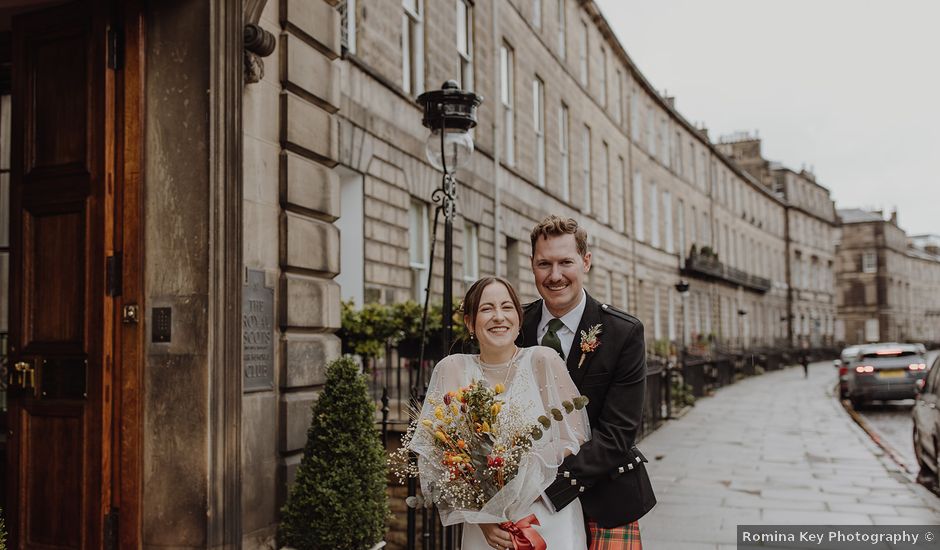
541,318 -> 566,360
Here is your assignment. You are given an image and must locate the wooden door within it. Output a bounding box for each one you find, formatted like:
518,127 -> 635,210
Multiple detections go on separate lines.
7,1 -> 114,548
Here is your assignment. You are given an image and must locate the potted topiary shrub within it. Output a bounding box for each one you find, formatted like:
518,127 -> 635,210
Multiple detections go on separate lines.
278,356 -> 389,550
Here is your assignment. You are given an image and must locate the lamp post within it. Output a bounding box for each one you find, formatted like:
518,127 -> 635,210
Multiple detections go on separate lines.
416,80 -> 482,550
417,80 -> 482,363
671,281 -> 690,419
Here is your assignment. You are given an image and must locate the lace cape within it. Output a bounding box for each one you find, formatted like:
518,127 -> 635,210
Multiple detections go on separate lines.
408,346 -> 590,525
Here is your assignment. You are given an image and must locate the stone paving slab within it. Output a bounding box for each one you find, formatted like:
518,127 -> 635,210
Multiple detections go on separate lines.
636,362 -> 940,549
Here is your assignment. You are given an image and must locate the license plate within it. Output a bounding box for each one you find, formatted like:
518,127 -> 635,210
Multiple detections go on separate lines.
878,370 -> 906,379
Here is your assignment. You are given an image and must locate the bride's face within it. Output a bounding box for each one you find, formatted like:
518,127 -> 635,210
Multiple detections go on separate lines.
467,281 -> 520,351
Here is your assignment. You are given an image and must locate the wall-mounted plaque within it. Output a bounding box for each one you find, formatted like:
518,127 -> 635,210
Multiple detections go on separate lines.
243,269 -> 274,392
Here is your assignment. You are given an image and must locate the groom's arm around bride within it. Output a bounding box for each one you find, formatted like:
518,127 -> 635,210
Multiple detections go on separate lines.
519,215 -> 656,541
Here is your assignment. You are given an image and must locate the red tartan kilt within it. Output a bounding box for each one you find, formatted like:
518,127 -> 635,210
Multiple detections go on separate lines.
586,519 -> 642,550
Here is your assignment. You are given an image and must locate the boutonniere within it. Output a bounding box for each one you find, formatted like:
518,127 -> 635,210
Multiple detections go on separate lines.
578,324 -> 603,367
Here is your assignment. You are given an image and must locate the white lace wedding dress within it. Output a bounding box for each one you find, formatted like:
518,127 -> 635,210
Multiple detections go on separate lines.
409,346 -> 590,550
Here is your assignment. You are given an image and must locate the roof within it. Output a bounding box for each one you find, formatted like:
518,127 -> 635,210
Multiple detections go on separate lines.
837,209 -> 884,224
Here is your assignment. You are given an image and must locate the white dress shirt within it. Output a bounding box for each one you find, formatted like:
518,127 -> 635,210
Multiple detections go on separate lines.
537,289 -> 587,359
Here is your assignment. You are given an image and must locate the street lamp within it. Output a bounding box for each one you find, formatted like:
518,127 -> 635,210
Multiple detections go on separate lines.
417,80 -> 483,363
671,281 -> 690,419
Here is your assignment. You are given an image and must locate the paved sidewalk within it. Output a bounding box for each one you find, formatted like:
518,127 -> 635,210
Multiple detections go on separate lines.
637,362 -> 940,549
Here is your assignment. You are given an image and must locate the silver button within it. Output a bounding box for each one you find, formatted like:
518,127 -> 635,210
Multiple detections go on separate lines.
579,486 -> 585,492
635,456 -> 641,463
618,466 -> 624,473
571,479 -> 577,486
628,463 -> 634,470
563,471 -> 570,478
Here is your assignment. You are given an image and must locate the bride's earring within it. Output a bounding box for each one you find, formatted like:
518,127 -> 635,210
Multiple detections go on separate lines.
469,331 -> 475,341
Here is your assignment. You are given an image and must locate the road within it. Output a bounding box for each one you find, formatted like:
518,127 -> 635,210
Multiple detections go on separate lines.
853,349 -> 940,477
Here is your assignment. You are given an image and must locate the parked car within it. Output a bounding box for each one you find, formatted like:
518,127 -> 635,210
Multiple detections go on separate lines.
834,345 -> 863,399
913,354 -> 940,490
845,343 -> 929,407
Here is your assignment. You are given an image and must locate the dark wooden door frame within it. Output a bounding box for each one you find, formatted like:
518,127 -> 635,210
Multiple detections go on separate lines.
114,1 -> 145,548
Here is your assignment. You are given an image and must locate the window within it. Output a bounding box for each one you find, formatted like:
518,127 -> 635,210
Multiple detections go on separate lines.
690,205 -> 697,246
599,47 -> 607,107
600,141 -> 610,223
500,43 -> 515,165
645,105 -> 656,157
506,237 -> 520,289
616,155 -> 626,232
654,287 -> 662,340
456,0 -> 473,90
558,103 -> 570,201
649,181 -> 659,248
621,276 -> 629,310
677,199 -> 686,261
340,0 -> 357,54
463,222 -> 479,283
581,125 -> 591,213
633,172 -> 644,241
668,289 -> 676,341
402,0 -> 424,95
862,251 -> 877,274
533,0 -> 542,29
533,77 -> 545,187
629,91 -> 639,141
663,190 -> 673,253
579,20 -> 588,86
614,68 -> 623,124
556,0 -> 566,59
409,200 -> 430,300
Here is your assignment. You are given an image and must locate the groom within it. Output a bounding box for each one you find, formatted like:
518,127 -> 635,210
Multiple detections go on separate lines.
520,215 -> 655,549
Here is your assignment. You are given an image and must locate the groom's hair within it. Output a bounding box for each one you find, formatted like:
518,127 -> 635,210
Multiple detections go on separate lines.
529,215 -> 589,257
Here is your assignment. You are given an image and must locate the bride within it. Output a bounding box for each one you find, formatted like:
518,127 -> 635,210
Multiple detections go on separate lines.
409,276 -> 590,550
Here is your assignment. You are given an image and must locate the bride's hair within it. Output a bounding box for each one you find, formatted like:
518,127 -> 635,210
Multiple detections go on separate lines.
461,276 -> 523,329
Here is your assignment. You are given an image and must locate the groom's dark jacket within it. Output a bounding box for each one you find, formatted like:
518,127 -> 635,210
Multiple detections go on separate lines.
519,292 -> 656,527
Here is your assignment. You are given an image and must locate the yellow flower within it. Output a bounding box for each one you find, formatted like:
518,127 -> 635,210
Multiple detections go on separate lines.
450,403 -> 459,415
490,403 -> 501,416
480,421 -> 491,433
494,383 -> 505,395
435,431 -> 449,443
434,406 -> 445,420
421,419 -> 434,429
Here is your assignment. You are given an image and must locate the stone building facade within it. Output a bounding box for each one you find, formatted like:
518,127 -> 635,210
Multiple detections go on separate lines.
334,0 -> 834,356
836,209 -> 940,345
718,135 -> 839,346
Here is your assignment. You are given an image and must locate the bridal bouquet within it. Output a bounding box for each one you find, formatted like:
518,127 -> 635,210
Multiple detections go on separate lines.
392,379 -> 588,519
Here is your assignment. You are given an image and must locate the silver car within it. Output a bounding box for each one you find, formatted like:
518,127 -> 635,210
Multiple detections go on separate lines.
913,354 -> 940,489
846,343 -> 929,407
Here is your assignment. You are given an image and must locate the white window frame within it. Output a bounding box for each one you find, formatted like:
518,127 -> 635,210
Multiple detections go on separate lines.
579,19 -> 588,86
402,0 -> 424,96
650,181 -> 659,248
629,90 -> 639,141
668,288 -> 676,341
409,200 -> 430,301
556,0 -> 566,59
456,0 -> 473,91
616,155 -> 626,232
581,124 -> 591,213
600,141 -> 610,224
663,190 -> 673,253
559,103 -> 570,201
533,77 -> 545,187
633,171 -> 644,242
862,251 -> 877,273
463,221 -> 479,283
599,46 -> 607,107
341,0 -> 357,54
533,0 -> 542,29
615,68 -> 623,125
500,43 -> 515,165
677,199 -> 686,261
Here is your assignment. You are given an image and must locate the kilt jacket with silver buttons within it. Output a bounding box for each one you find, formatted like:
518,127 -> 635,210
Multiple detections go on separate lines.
518,292 -> 656,527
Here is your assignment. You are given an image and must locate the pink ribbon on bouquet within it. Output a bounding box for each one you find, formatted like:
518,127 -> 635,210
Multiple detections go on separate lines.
499,514 -> 546,550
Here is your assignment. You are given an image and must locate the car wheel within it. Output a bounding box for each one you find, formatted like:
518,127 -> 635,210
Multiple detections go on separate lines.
914,427 -> 936,486
850,395 -> 864,409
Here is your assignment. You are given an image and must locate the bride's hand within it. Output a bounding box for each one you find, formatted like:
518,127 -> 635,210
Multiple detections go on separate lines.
479,523 -> 514,549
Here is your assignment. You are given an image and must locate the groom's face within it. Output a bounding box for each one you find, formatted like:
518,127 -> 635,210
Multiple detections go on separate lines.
531,233 -> 591,318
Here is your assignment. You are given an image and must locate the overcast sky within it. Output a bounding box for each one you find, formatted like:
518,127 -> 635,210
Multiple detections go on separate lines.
594,0 -> 940,237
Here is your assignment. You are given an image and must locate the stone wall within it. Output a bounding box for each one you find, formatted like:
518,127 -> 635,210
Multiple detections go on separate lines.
240,0 -> 344,547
